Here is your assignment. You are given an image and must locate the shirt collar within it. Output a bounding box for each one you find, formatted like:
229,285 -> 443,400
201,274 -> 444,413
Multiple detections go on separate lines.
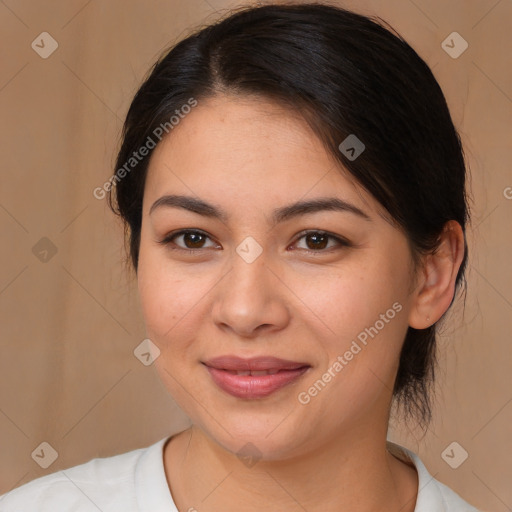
386,440 -> 447,511
134,435 -> 178,512
134,435 -> 452,512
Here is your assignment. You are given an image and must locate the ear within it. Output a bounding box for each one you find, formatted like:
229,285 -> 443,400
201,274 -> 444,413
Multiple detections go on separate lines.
408,220 -> 466,329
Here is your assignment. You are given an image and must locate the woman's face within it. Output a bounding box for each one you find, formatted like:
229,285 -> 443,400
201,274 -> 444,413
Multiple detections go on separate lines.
137,94 -> 417,460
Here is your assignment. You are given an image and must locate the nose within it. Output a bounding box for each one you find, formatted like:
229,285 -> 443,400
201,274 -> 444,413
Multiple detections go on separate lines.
211,244 -> 290,339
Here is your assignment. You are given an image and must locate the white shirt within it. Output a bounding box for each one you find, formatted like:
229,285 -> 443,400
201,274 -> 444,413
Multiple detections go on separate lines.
0,436 -> 481,511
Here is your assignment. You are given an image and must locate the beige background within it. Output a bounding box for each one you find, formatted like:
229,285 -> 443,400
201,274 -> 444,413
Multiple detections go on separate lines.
0,0 -> 511,510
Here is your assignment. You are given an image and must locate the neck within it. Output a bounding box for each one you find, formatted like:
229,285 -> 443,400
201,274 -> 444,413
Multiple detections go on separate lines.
163,425 -> 418,512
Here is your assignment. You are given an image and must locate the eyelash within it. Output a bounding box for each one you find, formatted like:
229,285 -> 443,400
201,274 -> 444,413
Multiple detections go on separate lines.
157,229 -> 351,255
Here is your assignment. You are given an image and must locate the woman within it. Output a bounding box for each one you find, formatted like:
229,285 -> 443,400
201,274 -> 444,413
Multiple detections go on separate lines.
0,3 -> 481,511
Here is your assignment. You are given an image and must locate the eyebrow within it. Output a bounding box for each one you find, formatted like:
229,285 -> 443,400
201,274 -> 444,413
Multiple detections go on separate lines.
149,194 -> 372,224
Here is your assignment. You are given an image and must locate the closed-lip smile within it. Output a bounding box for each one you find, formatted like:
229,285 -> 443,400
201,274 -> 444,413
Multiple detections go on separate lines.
202,355 -> 311,399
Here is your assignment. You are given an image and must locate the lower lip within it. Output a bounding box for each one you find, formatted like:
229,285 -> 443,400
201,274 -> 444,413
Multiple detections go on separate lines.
205,365 -> 310,399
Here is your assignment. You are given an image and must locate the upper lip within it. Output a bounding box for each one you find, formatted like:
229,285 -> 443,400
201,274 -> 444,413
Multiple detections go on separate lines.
203,356 -> 310,371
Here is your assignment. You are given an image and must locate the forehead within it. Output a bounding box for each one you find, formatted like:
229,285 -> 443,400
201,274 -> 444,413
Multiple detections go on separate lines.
143,94 -> 381,219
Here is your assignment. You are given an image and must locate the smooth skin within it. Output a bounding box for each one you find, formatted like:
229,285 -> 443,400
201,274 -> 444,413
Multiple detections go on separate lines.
136,93 -> 465,512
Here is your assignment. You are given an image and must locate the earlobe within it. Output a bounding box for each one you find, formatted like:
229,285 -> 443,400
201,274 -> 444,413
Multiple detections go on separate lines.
408,221 -> 465,330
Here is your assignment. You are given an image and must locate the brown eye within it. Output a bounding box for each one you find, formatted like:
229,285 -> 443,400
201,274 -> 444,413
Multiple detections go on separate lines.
181,231 -> 207,249
293,230 -> 350,253
305,232 -> 329,250
159,230 -> 218,251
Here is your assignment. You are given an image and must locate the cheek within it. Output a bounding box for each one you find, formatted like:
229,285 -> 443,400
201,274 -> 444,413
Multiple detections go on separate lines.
296,255 -> 406,339
137,245 -> 216,343
295,271 -> 407,425
294,249 -> 410,378
137,241 -> 181,338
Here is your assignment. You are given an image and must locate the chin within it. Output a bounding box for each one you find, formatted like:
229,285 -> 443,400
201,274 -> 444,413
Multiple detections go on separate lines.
195,412 -> 313,463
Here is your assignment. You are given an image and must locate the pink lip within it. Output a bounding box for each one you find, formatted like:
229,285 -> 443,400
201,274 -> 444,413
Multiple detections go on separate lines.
204,355 -> 309,371
203,356 -> 311,399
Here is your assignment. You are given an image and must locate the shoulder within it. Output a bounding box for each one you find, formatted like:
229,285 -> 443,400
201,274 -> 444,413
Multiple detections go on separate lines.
0,441 -> 157,511
386,441 -> 482,512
